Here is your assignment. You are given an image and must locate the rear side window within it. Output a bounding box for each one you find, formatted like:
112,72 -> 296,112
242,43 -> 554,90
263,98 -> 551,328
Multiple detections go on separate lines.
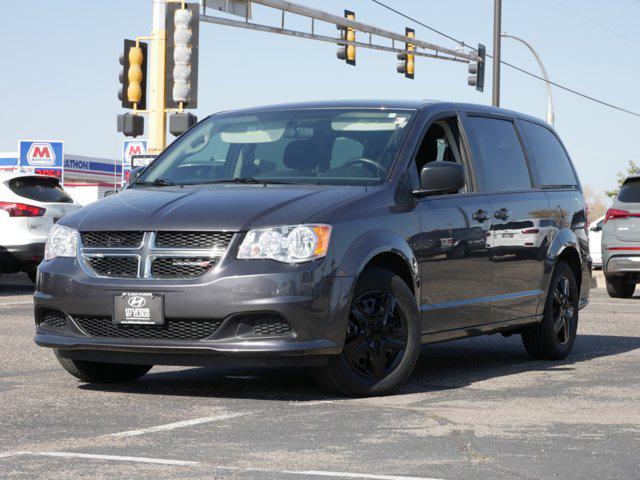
618,179 -> 640,203
466,116 -> 531,192
521,121 -> 577,187
9,177 -> 73,203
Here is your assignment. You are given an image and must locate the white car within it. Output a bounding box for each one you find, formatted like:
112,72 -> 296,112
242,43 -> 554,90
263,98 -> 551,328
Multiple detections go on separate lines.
0,172 -> 81,282
588,215 -> 605,269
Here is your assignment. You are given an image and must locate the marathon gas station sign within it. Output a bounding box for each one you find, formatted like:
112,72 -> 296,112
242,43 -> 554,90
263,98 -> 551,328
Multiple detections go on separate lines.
18,140 -> 64,182
122,140 -> 147,182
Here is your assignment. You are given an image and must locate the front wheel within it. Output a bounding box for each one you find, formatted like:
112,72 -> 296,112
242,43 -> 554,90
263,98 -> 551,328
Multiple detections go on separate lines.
605,274 -> 636,298
55,351 -> 152,383
521,261 -> 579,360
313,267 -> 420,397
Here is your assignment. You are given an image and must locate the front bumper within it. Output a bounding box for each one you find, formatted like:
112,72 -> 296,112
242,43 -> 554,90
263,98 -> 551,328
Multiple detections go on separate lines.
34,257 -> 354,365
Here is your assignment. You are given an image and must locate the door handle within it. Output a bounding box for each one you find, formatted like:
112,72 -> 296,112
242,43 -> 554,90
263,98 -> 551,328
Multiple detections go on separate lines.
494,208 -> 511,220
473,209 -> 490,222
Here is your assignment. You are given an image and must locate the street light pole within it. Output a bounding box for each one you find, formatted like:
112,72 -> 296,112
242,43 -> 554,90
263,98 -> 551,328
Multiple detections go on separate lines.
147,0 -> 167,154
501,33 -> 555,126
492,0 -> 502,107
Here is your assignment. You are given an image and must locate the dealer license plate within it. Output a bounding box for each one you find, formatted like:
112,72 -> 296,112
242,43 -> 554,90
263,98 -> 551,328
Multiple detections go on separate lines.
114,292 -> 164,325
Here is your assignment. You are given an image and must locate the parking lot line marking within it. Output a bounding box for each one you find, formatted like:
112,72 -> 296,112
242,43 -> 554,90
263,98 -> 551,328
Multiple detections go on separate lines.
0,301 -> 33,307
110,413 -> 245,437
285,470 -> 446,480
0,451 -> 31,459
34,452 -> 199,466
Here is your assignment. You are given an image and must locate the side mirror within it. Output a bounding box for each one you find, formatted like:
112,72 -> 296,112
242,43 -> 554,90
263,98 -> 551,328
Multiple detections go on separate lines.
124,166 -> 145,190
415,162 -> 465,196
590,225 -> 602,232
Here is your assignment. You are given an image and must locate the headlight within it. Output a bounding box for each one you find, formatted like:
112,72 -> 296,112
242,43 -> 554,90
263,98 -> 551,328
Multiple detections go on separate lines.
44,224 -> 79,261
238,224 -> 331,263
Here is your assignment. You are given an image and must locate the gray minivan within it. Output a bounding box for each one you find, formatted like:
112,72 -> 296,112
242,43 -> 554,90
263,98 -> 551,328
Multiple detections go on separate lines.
34,100 -> 591,396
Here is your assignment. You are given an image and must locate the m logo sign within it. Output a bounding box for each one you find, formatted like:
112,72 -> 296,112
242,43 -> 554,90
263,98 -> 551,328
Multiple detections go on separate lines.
26,143 -> 56,166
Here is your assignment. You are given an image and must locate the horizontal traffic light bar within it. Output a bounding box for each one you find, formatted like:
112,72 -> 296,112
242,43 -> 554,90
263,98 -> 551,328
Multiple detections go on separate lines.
200,14 -> 468,64
250,0 -> 474,62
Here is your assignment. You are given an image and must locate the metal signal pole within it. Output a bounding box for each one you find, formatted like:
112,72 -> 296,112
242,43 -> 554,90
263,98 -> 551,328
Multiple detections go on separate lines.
492,0 -> 502,107
147,0 -> 167,154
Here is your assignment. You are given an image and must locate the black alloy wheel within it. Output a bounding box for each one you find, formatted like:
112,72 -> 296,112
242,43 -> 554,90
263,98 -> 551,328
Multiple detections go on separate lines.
344,291 -> 408,379
551,276 -> 574,345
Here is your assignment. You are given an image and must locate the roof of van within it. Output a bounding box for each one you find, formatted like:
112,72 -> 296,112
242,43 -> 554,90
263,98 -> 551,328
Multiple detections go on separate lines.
214,99 -> 547,125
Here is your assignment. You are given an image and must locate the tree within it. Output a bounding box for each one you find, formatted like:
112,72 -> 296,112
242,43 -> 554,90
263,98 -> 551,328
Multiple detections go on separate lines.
606,160 -> 640,198
583,185 -> 608,220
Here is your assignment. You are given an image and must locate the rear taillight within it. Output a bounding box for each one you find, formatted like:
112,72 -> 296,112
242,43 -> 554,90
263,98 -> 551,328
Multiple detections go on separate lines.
604,208 -> 633,223
0,202 -> 46,217
522,228 -> 540,234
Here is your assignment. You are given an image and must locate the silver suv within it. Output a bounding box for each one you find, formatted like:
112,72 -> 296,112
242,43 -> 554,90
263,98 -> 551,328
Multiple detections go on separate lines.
602,175 -> 640,298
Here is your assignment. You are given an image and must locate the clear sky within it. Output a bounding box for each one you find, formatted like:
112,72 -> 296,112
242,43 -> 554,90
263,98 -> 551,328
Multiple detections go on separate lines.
1,0 -> 639,198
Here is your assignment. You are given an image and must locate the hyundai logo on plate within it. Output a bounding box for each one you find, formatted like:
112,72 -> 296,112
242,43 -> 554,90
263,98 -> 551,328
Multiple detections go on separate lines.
127,296 -> 147,308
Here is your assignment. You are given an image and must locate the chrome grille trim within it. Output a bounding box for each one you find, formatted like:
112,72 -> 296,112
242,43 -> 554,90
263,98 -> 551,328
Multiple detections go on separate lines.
78,231 -> 235,280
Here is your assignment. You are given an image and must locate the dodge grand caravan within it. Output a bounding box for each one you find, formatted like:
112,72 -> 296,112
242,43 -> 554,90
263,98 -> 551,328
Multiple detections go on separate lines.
35,101 -> 591,396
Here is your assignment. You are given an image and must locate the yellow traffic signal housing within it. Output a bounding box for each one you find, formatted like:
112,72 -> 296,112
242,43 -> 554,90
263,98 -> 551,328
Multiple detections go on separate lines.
396,28 -> 415,79
336,10 -> 356,66
118,39 -> 148,109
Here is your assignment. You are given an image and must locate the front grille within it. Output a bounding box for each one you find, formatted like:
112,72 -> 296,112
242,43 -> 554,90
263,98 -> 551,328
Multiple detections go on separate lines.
252,315 -> 293,336
151,257 -> 217,278
73,316 -> 222,340
82,231 -> 143,248
38,309 -> 66,329
85,256 -> 139,278
155,231 -> 234,249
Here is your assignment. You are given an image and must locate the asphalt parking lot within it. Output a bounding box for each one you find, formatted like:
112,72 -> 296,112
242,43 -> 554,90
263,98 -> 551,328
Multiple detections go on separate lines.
0,271 -> 638,480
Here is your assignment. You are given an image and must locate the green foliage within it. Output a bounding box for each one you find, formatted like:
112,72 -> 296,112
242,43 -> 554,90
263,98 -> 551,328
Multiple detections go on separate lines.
606,160 -> 640,198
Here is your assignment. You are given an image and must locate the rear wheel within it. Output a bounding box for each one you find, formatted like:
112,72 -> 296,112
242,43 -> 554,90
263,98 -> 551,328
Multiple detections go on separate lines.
55,351 -> 152,383
522,261 -> 579,360
313,267 -> 420,397
605,274 -> 636,298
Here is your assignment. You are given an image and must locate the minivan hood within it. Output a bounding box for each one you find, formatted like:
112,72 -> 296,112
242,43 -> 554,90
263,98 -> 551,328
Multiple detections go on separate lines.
64,184 -> 368,232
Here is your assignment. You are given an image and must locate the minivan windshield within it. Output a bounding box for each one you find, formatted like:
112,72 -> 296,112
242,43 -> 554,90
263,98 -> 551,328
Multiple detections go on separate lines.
136,108 -> 415,187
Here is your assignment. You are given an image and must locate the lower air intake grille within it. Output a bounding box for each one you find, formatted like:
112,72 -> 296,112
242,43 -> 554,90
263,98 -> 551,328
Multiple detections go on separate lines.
73,316 -> 222,340
85,256 -> 139,278
38,309 -> 66,329
151,257 -> 217,278
252,315 -> 293,336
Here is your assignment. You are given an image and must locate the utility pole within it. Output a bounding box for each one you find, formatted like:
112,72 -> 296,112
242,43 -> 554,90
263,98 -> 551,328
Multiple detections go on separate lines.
501,33 -> 555,125
147,0 -> 167,155
492,0 -> 502,107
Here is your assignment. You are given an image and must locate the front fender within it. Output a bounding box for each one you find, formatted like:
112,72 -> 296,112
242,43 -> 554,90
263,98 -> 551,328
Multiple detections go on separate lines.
331,228 -> 419,296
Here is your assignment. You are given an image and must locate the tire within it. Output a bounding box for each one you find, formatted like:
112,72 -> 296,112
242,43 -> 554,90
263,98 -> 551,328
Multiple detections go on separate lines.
521,261 -> 579,360
55,350 -> 152,383
27,270 -> 37,284
605,274 -> 636,298
313,267 -> 421,397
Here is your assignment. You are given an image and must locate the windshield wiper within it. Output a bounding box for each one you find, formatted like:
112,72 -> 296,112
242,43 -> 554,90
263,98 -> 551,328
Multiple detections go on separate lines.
134,178 -> 175,187
192,177 -> 294,185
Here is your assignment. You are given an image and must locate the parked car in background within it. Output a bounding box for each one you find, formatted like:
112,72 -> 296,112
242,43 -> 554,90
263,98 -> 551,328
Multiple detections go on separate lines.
589,215 -> 605,268
34,101 -> 590,396
0,172 -> 81,282
602,176 -> 640,297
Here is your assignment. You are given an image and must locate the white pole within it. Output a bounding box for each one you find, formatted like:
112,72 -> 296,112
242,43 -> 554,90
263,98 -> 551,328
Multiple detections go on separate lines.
501,33 -> 555,126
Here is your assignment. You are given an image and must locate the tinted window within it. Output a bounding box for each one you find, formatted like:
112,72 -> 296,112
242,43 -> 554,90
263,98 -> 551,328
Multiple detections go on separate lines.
521,121 -> 577,187
9,177 -> 73,203
467,116 -> 531,191
619,179 -> 640,203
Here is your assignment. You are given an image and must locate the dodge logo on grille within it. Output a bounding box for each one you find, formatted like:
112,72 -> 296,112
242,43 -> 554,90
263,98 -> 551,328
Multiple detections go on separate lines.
171,260 -> 211,267
127,296 -> 147,308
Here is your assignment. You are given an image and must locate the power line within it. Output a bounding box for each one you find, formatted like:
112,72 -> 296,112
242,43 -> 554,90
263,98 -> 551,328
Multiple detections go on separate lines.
549,0 -> 640,47
368,0 -> 640,119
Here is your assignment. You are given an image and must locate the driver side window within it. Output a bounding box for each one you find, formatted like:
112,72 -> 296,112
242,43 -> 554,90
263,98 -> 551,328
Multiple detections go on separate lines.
414,117 -> 467,193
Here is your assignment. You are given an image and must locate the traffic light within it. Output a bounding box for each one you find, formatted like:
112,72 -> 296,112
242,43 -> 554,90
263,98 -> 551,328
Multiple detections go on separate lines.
336,10 -> 356,66
118,39 -> 148,109
468,44 -> 486,92
165,2 -> 200,109
169,112 -> 198,137
396,28 -> 415,79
